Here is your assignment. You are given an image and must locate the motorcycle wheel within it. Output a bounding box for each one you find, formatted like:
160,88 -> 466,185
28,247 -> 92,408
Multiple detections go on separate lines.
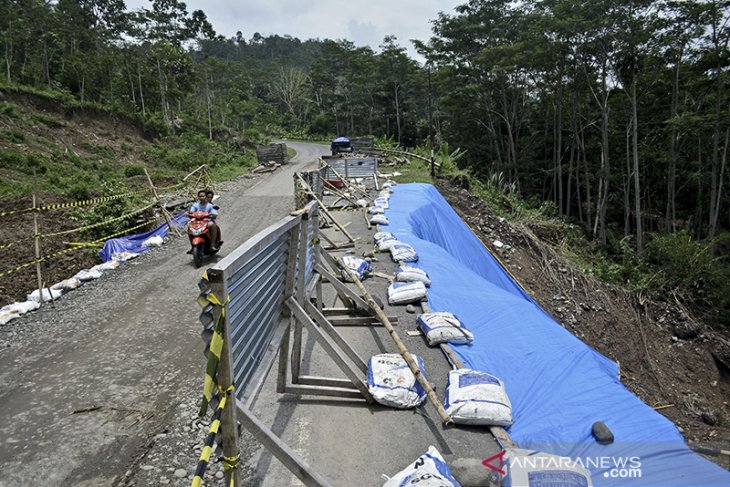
193,245 -> 204,268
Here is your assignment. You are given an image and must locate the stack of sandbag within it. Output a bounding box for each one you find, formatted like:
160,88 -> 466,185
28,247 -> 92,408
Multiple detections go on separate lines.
387,281 -> 427,305
374,231 -> 398,251
503,449 -> 594,487
368,353 -> 427,409
417,312 -> 474,346
74,268 -> 103,282
340,255 -> 372,282
389,242 -> 418,262
444,369 -> 513,426
395,265 -> 431,286
51,278 -> 82,292
368,205 -> 385,214
27,288 -> 63,303
383,446 -> 461,487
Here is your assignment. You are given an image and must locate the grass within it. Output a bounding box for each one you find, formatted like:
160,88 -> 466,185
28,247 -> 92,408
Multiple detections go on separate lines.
287,147 -> 297,160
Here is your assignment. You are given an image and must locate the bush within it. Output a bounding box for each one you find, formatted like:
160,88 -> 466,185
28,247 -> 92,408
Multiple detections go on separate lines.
123,163 -> 146,178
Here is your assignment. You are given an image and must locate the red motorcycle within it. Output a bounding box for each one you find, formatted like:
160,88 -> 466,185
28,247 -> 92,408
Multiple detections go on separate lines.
187,211 -> 220,268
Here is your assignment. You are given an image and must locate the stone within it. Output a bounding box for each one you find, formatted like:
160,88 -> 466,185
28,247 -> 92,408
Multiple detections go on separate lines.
215,472 -> 224,480
174,469 -> 187,478
405,304 -> 416,314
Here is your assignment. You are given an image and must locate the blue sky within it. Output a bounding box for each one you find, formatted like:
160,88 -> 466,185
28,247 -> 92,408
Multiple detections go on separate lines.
123,0 -> 463,61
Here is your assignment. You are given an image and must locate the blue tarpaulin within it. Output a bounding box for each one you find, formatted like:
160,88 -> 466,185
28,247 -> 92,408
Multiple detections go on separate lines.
99,212 -> 189,262
385,183 -> 730,487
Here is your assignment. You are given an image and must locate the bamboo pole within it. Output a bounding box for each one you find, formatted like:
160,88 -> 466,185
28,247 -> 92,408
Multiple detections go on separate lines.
319,175 -> 361,208
144,168 -> 182,237
337,257 -> 452,424
296,174 -> 356,243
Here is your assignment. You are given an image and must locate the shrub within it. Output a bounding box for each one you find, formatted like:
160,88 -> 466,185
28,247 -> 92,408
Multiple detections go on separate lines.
123,163 -> 146,178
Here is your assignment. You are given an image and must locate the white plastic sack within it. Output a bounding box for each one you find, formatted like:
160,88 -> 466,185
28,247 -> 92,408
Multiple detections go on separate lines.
112,251 -> 140,261
395,266 -> 431,287
389,243 -> 418,263
51,278 -> 82,292
504,448 -> 594,487
387,281 -> 427,305
368,353 -> 427,409
382,181 -> 396,189
340,255 -> 372,282
374,232 -> 398,251
368,205 -> 385,214
383,446 -> 461,487
0,301 -> 40,325
445,369 -> 512,426
374,197 -> 390,209
27,288 -> 63,303
418,312 -> 474,346
142,235 -> 163,248
74,268 -> 103,282
370,214 -> 389,225
91,260 -> 120,272
356,198 -> 368,208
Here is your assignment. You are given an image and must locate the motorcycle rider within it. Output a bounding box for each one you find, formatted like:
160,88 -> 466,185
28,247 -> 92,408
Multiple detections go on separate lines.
205,189 -> 223,248
188,190 -> 219,252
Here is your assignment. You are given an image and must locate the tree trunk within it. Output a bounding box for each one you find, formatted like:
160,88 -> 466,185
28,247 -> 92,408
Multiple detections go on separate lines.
624,121 -> 632,237
632,75 -> 643,253
156,58 -> 167,123
137,62 -> 145,116
394,83 -> 401,145
666,50 -> 681,232
206,73 -> 213,140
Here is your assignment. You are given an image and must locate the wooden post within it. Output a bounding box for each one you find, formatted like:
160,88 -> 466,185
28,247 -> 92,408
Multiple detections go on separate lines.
144,168 -> 182,237
32,193 -> 43,307
208,269 -> 241,487
337,257 -> 452,424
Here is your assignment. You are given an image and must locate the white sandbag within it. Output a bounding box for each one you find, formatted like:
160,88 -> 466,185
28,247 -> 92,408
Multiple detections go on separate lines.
91,260 -> 120,272
340,255 -> 372,282
444,369 -> 512,426
112,251 -> 140,261
0,300 -> 41,324
504,448 -> 594,487
383,446 -> 461,487
417,312 -> 474,346
51,278 -> 82,292
74,268 -> 103,282
142,235 -> 163,248
356,198 -> 368,208
374,232 -> 399,251
374,197 -> 390,209
382,181 -> 396,188
368,205 -> 385,214
387,281 -> 427,305
395,266 -> 431,286
389,243 -> 418,263
0,311 -> 18,326
27,287 -> 63,303
368,353 -> 427,409
370,214 -> 389,225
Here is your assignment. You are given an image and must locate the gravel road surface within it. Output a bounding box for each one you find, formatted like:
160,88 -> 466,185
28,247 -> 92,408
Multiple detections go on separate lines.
0,142 -> 326,487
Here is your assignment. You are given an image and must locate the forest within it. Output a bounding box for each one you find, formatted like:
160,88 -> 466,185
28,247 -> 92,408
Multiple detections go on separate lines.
1,0 -> 729,328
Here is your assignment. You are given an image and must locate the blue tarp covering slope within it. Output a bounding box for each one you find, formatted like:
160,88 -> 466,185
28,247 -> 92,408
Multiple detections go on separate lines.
385,183 -> 730,487
99,212 -> 189,262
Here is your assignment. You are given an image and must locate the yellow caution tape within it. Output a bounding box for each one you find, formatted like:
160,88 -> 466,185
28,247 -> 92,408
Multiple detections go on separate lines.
0,192 -> 137,218
190,385 -> 236,487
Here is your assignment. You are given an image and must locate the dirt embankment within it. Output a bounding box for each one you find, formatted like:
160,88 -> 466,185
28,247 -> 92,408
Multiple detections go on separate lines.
437,179 -> 730,456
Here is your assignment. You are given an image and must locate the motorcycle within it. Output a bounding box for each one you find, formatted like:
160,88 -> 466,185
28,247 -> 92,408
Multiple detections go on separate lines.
187,211 -> 220,268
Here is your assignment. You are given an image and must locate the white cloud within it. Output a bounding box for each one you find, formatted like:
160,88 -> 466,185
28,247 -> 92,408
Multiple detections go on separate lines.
123,0 -> 462,61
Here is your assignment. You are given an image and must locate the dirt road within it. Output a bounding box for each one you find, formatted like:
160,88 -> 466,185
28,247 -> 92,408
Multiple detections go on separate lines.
0,142 -> 326,487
